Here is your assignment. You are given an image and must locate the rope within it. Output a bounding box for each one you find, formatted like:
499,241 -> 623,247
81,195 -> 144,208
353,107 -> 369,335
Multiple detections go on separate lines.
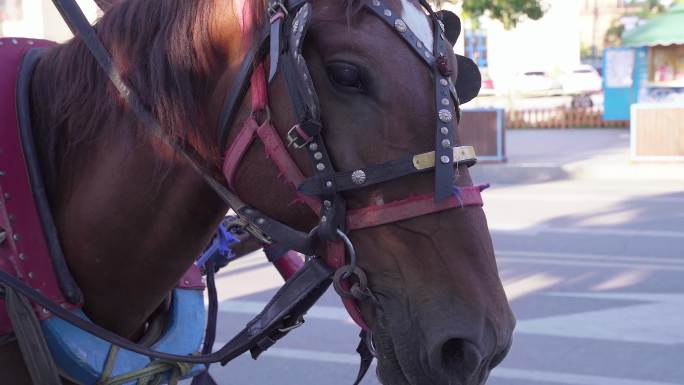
96,344 -> 198,385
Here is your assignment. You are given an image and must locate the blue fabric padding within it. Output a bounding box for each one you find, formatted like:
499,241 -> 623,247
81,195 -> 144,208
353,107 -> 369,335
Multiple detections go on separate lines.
42,288 -> 206,385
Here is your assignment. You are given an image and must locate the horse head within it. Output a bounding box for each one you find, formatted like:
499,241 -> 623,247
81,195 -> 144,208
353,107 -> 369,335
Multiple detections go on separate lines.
213,1 -> 515,384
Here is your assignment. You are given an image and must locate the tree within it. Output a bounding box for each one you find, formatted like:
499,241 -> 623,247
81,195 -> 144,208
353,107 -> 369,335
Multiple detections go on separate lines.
437,0 -> 545,29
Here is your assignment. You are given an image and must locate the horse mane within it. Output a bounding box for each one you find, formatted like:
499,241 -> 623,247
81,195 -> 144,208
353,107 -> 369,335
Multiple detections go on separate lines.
30,0 -> 245,193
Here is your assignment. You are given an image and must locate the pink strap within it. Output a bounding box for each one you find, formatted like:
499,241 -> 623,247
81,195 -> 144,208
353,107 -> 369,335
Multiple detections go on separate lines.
177,264 -> 205,290
325,242 -> 369,330
251,65 -> 268,112
347,185 -> 486,230
256,120 -> 320,212
222,117 -> 259,189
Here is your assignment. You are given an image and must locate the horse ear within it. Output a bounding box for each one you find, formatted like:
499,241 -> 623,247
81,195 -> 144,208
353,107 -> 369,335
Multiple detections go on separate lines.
436,10 -> 461,46
94,0 -> 116,11
455,54 -> 481,104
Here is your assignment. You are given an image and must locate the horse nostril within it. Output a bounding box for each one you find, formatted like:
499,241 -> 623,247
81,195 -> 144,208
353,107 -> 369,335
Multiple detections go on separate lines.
436,338 -> 483,377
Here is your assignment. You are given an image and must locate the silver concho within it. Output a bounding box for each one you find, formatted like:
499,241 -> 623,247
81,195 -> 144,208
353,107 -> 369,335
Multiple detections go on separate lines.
438,109 -> 453,123
440,155 -> 450,164
394,19 -> 407,32
384,9 -> 392,17
351,170 -> 367,185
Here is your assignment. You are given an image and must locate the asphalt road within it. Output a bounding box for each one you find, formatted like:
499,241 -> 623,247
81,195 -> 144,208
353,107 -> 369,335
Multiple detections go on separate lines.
185,178 -> 684,385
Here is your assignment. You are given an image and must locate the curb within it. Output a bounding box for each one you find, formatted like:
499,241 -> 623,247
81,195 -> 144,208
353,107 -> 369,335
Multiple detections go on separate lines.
470,161 -> 684,184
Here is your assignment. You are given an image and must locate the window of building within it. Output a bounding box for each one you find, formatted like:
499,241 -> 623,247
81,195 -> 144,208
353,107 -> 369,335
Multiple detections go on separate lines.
649,45 -> 684,86
464,29 -> 488,68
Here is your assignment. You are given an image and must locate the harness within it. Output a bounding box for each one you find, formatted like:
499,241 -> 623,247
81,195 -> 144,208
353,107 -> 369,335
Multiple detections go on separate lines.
0,0 -> 488,384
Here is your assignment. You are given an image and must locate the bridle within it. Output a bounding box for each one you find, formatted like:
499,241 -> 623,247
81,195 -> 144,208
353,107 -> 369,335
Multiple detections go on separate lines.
2,0 -> 487,382
218,0 -> 485,329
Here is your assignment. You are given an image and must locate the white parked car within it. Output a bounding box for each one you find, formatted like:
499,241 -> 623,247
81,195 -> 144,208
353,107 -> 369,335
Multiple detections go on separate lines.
559,65 -> 603,95
511,70 -> 562,96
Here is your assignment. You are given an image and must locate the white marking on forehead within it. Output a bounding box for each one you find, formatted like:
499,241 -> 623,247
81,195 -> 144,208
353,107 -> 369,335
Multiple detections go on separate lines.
399,0 -> 433,53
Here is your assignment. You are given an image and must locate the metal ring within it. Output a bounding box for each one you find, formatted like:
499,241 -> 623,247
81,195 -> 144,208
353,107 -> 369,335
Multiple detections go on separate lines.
332,265 -> 368,299
335,229 -> 357,278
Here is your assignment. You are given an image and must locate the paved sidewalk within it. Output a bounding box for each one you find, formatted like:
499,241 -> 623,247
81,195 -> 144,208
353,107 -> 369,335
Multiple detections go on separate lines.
470,129 -> 684,185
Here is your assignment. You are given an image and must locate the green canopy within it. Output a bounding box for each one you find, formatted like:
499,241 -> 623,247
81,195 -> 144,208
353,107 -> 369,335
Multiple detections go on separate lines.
623,4 -> 684,47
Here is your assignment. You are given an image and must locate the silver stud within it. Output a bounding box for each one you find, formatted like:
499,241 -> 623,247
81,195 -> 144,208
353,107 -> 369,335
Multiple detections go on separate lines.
323,200 -> 332,208
424,51 -> 431,59
308,142 -> 318,151
184,280 -> 190,285
372,0 -> 380,5
11,39 -> 17,45
316,163 -> 325,171
18,253 -> 25,261
28,272 -> 34,279
438,109 -> 453,123
440,79 -> 448,87
325,181 -> 333,188
13,233 -> 20,241
314,152 -> 323,160
394,19 -> 407,32
441,155 -> 450,164
244,208 -> 254,215
351,170 -> 367,185
41,308 -> 49,315
321,216 -> 327,223
383,9 -> 392,17
417,41 -> 423,49
256,218 -> 266,225
441,126 -> 449,135
441,98 -> 450,106
442,139 -> 451,148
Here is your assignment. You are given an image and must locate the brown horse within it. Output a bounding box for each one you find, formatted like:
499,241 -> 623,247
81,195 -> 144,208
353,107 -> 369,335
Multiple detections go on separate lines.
0,0 -> 514,384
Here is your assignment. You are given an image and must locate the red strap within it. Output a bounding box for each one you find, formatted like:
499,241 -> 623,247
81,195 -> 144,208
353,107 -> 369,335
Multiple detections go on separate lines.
325,242 -> 369,330
347,185 -> 486,230
222,117 -> 259,189
256,120 -> 320,212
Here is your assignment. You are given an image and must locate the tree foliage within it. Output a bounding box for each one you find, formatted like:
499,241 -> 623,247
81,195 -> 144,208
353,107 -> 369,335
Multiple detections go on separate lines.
438,0 -> 545,29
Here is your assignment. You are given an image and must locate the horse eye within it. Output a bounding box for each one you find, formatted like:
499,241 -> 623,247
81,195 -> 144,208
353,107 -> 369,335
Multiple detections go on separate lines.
327,62 -> 364,92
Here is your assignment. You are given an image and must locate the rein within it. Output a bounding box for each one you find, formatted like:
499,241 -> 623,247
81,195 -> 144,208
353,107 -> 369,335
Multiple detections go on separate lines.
0,0 -> 488,383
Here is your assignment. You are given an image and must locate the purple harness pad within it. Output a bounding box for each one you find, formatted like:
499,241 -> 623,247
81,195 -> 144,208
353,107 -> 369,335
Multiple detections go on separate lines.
0,37 -> 80,334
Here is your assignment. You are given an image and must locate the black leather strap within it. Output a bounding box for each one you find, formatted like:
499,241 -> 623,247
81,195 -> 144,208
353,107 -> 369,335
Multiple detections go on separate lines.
17,48 -> 83,305
217,23 -> 271,150
298,152 -> 476,196
0,258 -> 332,365
352,331 -> 374,385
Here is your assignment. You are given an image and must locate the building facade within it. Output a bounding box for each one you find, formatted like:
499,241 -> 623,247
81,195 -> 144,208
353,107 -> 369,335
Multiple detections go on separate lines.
1,0 -> 98,41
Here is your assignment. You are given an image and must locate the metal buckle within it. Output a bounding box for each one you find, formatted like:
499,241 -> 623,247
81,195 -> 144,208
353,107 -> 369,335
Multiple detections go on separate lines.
268,1 -> 289,18
286,125 -> 311,149
278,316 -> 304,333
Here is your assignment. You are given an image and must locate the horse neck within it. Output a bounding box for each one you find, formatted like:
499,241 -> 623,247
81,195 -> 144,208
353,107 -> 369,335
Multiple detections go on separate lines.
29,53 -> 229,339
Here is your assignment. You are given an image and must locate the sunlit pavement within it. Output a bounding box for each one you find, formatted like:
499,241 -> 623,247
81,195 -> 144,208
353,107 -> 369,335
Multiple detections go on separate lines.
184,129 -> 684,385
180,177 -> 684,385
